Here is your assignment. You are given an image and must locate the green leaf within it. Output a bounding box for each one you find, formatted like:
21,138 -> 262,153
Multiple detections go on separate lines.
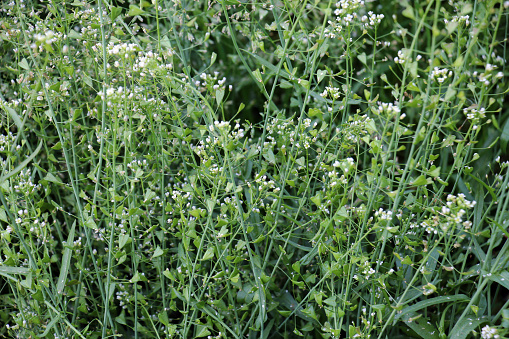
131,271 -> 141,283
57,221 -> 76,295
237,102 -> 245,115
357,53 -> 367,65
215,88 -> 224,106
84,216 -> 98,230
333,206 -> 348,222
158,311 -> 169,326
195,325 -> 211,337
0,141 -> 42,183
68,30 -> 82,39
292,261 -> 300,274
317,69 -> 326,84
4,106 -> 24,130
311,192 -> 322,207
115,310 -> 127,325
201,247 -> 214,261
43,172 -> 63,184
427,166 -> 440,178
252,69 -> 263,83
445,87 -> 456,101
19,58 -> 30,70
450,317 -> 487,339
395,295 -> 469,322
298,79 -> 310,90
119,234 -> 130,249
0,266 -> 30,275
308,108 -> 323,119
82,74 -> 93,88
411,175 -> 429,186
127,5 -> 144,16
144,189 -> 156,202
160,35 -> 171,48
107,282 -> 116,301
206,199 -> 215,213
265,148 -> 276,164
501,118 -> 509,152
401,312 -> 439,339
152,246 -> 164,259
0,206 -> 7,222
110,6 -> 123,21
39,314 -> 61,337
484,270 -> 509,290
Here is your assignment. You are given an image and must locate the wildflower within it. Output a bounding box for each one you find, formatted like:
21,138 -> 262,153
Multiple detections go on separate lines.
481,325 -> 500,339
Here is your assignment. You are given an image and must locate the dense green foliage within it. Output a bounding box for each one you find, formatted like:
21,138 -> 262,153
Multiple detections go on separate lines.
1,0 -> 509,338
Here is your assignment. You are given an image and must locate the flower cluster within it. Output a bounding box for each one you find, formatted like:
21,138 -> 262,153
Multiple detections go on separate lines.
394,49 -> 409,64
0,129 -> 16,152
196,72 -> 231,93
430,67 -> 453,83
375,208 -> 393,221
320,86 -> 341,100
481,325 -> 500,339
472,63 -> 504,86
361,12 -> 384,29
374,101 -> 402,118
340,114 -> 376,143
463,105 -> 486,123
444,15 -> 470,26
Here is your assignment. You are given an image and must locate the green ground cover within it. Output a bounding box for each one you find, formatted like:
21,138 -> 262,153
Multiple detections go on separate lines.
0,0 -> 509,337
